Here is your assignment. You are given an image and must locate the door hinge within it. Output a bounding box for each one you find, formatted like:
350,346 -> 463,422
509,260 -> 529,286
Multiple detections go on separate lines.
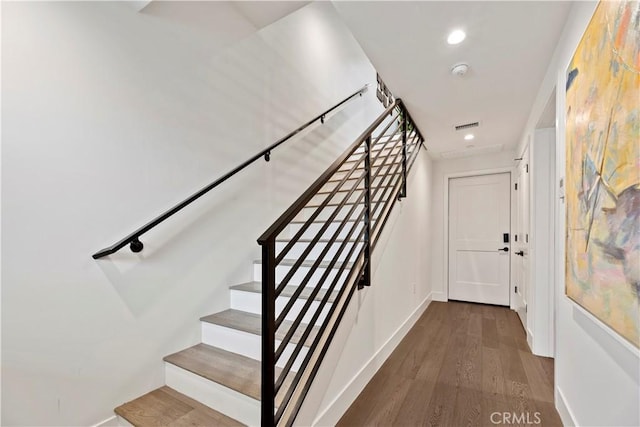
526,164 -> 529,173
525,304 -> 528,313
515,235 -> 518,242
515,183 -> 518,190
515,285 -> 518,293
526,234 -> 529,243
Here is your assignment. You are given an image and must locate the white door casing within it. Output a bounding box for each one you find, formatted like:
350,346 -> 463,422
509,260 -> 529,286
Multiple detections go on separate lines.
514,147 -> 530,327
448,173 -> 511,306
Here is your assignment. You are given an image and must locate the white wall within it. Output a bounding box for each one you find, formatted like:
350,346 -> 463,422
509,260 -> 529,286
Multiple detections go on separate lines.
518,1 -> 640,425
295,148 -> 434,426
429,150 -> 516,302
1,2 -> 384,425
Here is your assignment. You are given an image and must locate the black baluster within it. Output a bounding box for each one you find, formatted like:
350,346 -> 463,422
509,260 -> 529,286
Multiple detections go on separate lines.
401,107 -> 408,199
261,238 -> 276,426
359,136 -> 372,289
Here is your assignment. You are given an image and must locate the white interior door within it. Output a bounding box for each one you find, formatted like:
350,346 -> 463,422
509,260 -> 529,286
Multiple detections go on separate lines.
448,173 -> 511,306
514,148 -> 530,327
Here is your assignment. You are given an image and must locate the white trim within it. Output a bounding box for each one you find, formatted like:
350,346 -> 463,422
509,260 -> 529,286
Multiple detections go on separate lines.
555,386 -> 577,427
312,293 -> 433,426
430,291 -> 448,302
442,167 -> 515,306
526,328 -> 534,349
92,415 -> 119,427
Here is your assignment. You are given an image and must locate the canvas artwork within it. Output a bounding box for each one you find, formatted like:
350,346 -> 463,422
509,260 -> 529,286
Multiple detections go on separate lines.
565,0 -> 640,348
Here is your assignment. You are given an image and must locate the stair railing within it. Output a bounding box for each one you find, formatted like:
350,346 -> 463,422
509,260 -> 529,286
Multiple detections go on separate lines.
257,99 -> 424,426
91,85 -> 369,259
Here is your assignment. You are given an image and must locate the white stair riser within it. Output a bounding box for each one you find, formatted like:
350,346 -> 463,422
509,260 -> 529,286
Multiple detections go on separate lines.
318,179 -> 363,194
164,363 -> 260,426
116,416 -> 133,426
353,144 -> 402,156
316,175 -> 398,198
310,190 -> 366,206
230,289 -> 333,325
354,142 -> 402,153
282,221 -> 357,238
293,204 -> 363,221
253,261 -> 350,288
331,166 -> 400,182
294,196 -> 396,221
340,157 -> 402,171
200,323 -> 308,371
276,241 -> 362,262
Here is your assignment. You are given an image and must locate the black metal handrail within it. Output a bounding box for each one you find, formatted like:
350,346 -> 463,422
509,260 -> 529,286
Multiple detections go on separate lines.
257,100 -> 400,245
257,99 -> 425,426
91,85 -> 369,259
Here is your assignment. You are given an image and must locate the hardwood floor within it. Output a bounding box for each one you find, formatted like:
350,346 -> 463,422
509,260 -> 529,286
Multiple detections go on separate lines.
337,301 -> 562,427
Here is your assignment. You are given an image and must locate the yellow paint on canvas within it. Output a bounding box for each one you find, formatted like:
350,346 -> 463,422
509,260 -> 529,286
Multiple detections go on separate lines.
565,0 -> 640,347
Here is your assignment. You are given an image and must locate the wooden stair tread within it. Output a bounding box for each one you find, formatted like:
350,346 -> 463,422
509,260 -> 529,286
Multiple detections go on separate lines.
163,344 -> 293,404
316,184 -> 395,195
114,385 -> 244,427
200,309 -> 320,345
288,218 -> 374,224
334,163 -> 403,174
304,199 -> 385,208
229,281 -> 339,303
164,344 -> 263,400
253,258 -> 354,269
275,237 -> 360,243
340,159 -> 402,167
327,175 -> 399,183
352,145 -> 403,154
352,139 -> 417,151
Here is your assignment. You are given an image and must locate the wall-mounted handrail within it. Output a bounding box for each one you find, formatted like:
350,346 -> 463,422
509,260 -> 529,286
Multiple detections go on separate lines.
91,85 -> 369,259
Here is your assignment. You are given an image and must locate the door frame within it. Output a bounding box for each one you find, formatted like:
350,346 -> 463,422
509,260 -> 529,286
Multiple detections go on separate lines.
443,167 -> 516,308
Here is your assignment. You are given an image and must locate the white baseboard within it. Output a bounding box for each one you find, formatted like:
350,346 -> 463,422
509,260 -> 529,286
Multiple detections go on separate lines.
431,291 -> 447,302
92,415 -> 119,427
526,327 -> 534,351
556,386 -> 577,427
312,292 -> 433,426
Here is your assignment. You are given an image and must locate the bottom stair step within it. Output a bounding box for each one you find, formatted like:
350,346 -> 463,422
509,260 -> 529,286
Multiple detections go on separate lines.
114,385 -> 244,427
164,343 -> 296,406
164,344 -> 264,401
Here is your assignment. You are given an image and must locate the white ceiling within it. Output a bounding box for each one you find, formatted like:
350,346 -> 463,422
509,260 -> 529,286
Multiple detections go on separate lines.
333,1 -> 571,157
232,1 -> 310,30
140,1 -> 309,52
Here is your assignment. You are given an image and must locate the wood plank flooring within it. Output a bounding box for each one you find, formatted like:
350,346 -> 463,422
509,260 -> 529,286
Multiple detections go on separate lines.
338,301 -> 561,427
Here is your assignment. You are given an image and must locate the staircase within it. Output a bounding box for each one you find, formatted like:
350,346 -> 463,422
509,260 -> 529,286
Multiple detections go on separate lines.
109,93 -> 424,426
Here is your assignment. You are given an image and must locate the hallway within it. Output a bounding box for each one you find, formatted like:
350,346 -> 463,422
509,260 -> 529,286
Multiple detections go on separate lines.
338,301 -> 562,426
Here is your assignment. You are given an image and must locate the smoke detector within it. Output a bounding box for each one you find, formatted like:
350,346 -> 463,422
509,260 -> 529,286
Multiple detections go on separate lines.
451,63 -> 470,77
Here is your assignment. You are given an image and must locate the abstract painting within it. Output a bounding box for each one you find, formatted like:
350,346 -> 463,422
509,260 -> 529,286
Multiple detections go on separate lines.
565,0 -> 640,348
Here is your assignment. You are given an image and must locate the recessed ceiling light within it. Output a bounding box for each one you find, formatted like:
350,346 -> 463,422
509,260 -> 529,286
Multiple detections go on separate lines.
447,29 -> 466,45
464,134 -> 475,140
